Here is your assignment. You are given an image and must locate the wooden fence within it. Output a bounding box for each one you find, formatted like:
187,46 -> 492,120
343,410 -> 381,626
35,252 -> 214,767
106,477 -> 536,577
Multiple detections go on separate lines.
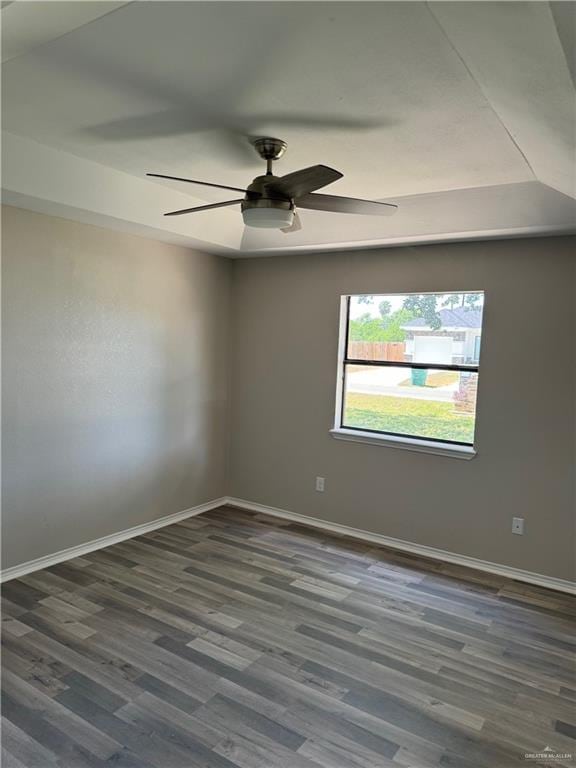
347,341 -> 405,362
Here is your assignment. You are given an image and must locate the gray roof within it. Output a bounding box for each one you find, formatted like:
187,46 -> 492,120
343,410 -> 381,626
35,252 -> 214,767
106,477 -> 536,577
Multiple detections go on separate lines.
403,307 -> 483,329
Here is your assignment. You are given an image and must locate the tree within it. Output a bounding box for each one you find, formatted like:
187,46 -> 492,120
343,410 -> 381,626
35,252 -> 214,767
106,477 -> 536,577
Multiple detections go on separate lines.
379,308 -> 414,341
442,294 -> 461,309
464,293 -> 482,311
378,300 -> 392,319
441,292 -> 482,311
403,294 -> 442,330
349,308 -> 414,342
349,316 -> 383,341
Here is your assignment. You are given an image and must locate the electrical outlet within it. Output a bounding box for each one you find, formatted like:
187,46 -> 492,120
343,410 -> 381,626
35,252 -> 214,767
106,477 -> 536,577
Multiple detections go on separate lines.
512,517 -> 524,535
315,476 -> 325,492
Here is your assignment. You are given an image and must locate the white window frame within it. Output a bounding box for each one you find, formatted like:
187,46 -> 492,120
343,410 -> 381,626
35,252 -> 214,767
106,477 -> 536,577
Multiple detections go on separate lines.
331,294 -> 481,459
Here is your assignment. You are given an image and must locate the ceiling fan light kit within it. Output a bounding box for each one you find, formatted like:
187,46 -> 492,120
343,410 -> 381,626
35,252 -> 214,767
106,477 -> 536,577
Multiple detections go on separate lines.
242,201 -> 294,229
148,136 -> 398,232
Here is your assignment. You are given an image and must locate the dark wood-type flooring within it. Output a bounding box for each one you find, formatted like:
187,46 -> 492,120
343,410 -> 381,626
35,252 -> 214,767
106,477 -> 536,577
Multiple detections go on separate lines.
2,505 -> 575,767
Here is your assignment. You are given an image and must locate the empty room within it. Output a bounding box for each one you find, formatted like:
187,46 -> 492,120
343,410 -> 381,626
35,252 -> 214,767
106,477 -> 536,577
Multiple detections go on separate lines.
1,2 -> 575,767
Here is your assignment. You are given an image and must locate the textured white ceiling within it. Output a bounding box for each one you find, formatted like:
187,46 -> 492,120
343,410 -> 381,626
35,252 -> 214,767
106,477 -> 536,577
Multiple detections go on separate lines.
2,1 -> 575,255
0,1 -> 129,62
430,1 -> 576,199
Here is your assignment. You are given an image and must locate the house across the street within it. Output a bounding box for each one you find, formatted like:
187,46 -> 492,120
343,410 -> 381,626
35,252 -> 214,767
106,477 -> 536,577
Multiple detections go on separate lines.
402,308 -> 483,365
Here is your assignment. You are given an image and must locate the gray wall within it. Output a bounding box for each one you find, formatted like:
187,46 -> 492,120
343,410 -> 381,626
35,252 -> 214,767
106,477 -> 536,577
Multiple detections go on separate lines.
228,237 -> 576,581
2,205 -> 231,569
3,207 -> 574,582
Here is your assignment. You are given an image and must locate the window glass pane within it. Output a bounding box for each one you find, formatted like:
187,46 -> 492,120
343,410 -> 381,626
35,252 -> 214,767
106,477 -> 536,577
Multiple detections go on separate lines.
342,364 -> 478,444
347,293 -> 483,365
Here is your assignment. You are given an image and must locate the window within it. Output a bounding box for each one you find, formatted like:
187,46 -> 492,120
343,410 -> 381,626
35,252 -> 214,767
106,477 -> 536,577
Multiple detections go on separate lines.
333,292 -> 484,456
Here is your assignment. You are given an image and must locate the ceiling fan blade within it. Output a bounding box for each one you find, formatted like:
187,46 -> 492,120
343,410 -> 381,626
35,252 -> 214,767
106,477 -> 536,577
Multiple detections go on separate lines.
281,212 -> 302,234
296,193 -> 398,216
268,165 -> 343,199
164,199 -> 243,217
147,173 -> 248,194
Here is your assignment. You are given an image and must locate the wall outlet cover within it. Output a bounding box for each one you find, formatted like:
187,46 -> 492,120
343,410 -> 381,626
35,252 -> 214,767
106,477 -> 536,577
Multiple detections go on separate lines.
512,517 -> 525,535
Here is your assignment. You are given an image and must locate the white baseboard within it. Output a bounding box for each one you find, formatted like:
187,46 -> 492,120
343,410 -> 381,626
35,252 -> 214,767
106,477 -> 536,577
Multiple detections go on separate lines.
225,497 -> 576,596
0,497 -> 227,583
3,494 -> 574,596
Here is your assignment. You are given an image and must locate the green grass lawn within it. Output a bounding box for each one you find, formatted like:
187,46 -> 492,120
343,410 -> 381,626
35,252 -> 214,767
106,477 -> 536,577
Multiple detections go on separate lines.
344,392 -> 475,443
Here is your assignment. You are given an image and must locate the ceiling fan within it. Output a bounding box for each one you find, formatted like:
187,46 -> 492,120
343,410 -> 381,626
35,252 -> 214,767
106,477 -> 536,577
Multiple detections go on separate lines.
147,137 -> 398,233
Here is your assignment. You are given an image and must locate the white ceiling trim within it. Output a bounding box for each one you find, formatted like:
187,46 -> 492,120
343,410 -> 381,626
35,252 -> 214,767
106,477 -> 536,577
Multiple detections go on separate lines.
237,224 -> 576,259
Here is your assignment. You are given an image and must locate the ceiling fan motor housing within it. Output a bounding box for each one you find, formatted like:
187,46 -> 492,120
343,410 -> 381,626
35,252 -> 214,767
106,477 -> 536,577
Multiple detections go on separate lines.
242,175 -> 295,229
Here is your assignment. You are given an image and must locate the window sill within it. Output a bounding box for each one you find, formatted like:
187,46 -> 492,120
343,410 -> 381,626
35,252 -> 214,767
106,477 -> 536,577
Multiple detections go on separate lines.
330,428 -> 476,460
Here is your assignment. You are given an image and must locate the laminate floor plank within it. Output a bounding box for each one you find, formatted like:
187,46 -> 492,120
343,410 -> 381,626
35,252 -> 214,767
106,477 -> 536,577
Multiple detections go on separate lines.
2,505 -> 575,767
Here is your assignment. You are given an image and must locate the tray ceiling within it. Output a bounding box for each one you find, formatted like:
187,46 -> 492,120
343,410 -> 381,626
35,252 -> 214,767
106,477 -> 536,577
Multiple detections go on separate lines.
2,1 -> 575,256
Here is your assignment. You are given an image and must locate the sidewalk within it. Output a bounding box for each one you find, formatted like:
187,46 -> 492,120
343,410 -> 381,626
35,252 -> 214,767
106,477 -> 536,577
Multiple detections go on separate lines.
347,368 -> 458,402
